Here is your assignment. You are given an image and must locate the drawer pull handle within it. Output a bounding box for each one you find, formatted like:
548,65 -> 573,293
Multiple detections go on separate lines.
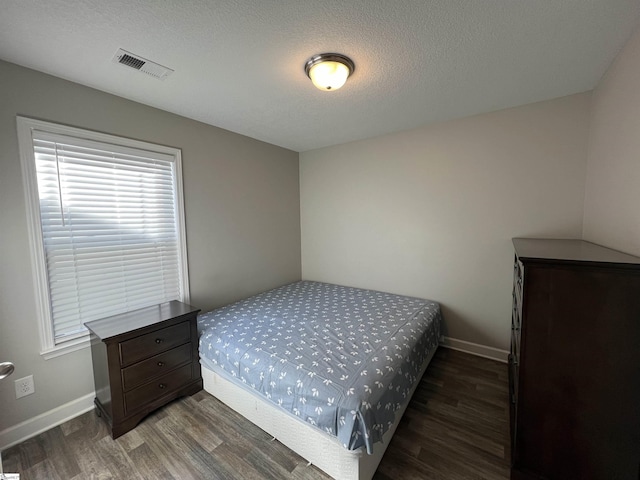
157,361 -> 165,367
155,338 -> 163,344
159,383 -> 166,389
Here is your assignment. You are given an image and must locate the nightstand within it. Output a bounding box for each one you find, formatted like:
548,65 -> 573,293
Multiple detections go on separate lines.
85,301 -> 202,439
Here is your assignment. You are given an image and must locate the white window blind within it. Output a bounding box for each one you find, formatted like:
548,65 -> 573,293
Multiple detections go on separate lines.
18,117 -> 189,356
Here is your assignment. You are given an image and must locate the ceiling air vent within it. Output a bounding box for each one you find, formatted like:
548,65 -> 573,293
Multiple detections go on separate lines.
112,48 -> 174,80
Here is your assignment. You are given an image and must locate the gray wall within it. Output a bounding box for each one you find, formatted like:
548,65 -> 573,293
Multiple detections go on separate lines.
0,60 -> 301,431
300,93 -> 591,352
584,25 -> 640,256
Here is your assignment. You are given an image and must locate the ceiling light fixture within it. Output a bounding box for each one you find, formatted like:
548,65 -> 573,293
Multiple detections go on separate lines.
304,53 -> 355,91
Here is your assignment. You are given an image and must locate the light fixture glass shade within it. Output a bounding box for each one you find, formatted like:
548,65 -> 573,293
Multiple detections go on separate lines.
309,61 -> 350,91
305,53 -> 355,91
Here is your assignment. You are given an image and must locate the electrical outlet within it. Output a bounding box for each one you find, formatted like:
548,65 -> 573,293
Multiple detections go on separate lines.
15,375 -> 35,399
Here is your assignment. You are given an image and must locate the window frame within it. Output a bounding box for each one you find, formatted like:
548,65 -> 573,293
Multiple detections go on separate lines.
17,116 -> 190,359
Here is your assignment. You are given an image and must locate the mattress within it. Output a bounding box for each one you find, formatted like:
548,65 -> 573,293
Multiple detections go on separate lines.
197,281 -> 441,454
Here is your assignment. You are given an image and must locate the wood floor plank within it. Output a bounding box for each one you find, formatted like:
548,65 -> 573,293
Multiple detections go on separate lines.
127,442 -> 175,480
94,435 -> 143,480
5,435 -> 47,471
164,396 -> 224,452
185,396 -> 267,457
115,429 -> 144,453
248,436 -> 304,474
388,416 -> 506,479
59,406 -> 111,440
290,461 -> 330,480
134,419 -> 205,480
375,447 -> 447,480
22,458 -> 62,480
209,442 -> 277,480
2,348 -> 510,480
156,413 -> 231,479
411,399 -> 507,444
37,426 -> 81,479
67,441 -> 114,479
244,444 -> 299,480
0,443 -> 24,474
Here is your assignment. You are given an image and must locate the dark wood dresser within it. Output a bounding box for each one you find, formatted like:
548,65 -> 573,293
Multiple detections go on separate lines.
510,238 -> 640,480
85,301 -> 202,439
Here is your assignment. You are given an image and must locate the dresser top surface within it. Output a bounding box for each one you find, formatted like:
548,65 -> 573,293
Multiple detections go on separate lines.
84,301 -> 200,340
513,238 -> 640,266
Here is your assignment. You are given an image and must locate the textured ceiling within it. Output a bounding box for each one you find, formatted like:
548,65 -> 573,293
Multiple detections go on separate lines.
1,1 -> 639,152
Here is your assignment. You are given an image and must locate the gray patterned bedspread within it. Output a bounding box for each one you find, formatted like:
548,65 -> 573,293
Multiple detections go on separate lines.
197,281 -> 441,454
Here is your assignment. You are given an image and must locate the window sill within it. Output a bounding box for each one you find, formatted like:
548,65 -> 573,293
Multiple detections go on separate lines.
40,333 -> 90,360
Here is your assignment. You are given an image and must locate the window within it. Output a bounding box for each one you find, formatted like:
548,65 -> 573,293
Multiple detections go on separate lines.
18,117 -> 190,359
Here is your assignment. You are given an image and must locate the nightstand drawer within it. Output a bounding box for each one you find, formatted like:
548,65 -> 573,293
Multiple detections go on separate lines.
124,363 -> 193,414
122,342 -> 192,391
119,321 -> 191,366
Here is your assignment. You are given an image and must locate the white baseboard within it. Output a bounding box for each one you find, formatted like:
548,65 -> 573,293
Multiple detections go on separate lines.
0,393 -> 95,452
440,336 -> 509,363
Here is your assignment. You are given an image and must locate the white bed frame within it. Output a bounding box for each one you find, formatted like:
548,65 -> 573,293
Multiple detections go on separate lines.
201,346 -> 438,480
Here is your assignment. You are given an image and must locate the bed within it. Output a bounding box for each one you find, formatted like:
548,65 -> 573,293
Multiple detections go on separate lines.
197,281 -> 441,480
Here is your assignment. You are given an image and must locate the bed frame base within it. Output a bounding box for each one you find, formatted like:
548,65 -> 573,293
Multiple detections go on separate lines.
201,346 -> 437,480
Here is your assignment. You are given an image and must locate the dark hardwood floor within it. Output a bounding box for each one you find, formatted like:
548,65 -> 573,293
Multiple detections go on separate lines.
2,348 -> 510,479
